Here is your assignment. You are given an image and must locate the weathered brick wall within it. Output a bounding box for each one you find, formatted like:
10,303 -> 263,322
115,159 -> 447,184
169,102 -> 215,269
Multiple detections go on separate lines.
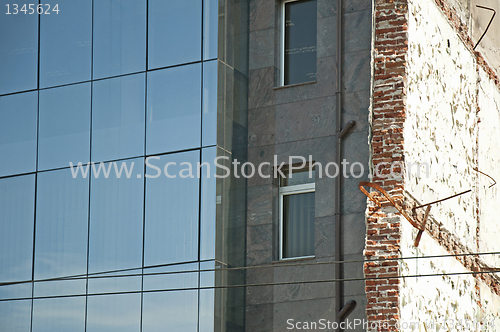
364,0 -> 408,330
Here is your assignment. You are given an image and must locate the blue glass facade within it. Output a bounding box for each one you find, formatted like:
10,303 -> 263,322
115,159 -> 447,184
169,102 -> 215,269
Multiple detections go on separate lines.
0,0 -> 248,331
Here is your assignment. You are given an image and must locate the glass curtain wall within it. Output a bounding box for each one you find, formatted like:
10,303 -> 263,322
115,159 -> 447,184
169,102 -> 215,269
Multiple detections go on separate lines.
0,0 -> 248,331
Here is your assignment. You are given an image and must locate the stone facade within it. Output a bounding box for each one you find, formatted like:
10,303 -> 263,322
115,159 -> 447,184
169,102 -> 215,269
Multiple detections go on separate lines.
246,0 -> 372,331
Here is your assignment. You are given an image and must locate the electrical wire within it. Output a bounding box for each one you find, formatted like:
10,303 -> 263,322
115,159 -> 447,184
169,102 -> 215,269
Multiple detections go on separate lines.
1,251 -> 499,289
0,268 -> 499,302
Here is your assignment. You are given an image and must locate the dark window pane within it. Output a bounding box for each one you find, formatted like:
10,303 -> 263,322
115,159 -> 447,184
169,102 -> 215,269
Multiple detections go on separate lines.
281,168 -> 315,186
38,83 -> 91,171
148,0 -> 202,69
283,192 -> 315,258
0,300 -> 32,332
34,169 -> 89,291
146,64 -> 201,155
204,0 -> 218,60
40,0 -> 92,88
92,74 -> 145,162
144,151 -> 200,267
142,290 -> 199,332
284,0 -> 317,85
89,158 -> 144,274
0,0 -> 38,95
0,175 -> 35,300
0,92 -> 37,177
93,0 -> 146,79
32,297 -> 86,332
86,294 -> 141,332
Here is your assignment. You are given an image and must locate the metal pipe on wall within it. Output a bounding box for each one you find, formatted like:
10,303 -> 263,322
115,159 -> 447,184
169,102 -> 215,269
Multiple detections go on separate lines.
334,0 -> 344,330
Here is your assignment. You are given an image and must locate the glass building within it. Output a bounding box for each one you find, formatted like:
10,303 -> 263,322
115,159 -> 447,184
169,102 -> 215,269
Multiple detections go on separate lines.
0,0 -> 248,331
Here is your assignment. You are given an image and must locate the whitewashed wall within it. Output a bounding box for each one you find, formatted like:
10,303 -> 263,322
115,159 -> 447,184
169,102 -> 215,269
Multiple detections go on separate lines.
400,0 -> 500,329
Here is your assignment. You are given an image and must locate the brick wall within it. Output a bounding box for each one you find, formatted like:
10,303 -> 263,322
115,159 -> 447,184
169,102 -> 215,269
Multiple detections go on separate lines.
364,0 -> 408,330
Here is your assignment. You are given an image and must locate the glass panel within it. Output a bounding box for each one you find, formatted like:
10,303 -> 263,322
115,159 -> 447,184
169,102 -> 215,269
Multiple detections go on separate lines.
34,168 -> 89,287
202,61 -> 218,147
144,151 -> 200,266
281,168 -> 315,186
93,0 -> 147,79
0,300 -> 32,332
92,74 -> 145,162
0,92 -> 38,177
38,82 -> 91,171
0,0 -> 37,95
148,0 -> 202,69
284,0 -> 317,85
142,290 -> 199,332
0,175 -> 35,300
146,64 -> 202,155
203,0 -> 218,60
32,297 -> 86,332
34,279 -> 87,298
89,158 -> 144,273
86,293 -> 141,332
200,148 -> 216,260
87,269 -> 142,295
143,262 -> 198,292
199,289 -> 215,332
283,192 -> 315,258
39,0 -> 92,88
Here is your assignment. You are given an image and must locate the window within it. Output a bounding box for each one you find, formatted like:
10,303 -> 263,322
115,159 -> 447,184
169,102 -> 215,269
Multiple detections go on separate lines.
281,0 -> 317,86
279,167 -> 315,259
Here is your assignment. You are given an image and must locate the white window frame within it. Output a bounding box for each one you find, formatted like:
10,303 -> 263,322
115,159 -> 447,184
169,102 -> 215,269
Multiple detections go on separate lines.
279,181 -> 316,260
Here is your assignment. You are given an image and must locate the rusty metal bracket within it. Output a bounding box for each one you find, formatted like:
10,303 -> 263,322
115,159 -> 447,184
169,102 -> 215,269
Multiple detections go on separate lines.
359,182 -> 421,230
474,5 -> 496,51
359,169 -> 496,247
414,206 -> 431,247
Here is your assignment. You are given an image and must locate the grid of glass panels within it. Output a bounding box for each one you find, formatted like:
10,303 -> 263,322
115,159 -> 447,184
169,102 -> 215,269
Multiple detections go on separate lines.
0,1 -> 220,331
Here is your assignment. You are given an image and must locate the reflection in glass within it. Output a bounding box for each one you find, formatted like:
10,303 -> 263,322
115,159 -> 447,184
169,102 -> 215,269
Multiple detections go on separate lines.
89,158 -> 144,273
142,290 -> 198,332
38,83 -> 91,171
0,300 -> 32,332
199,289 -> 215,332
87,270 -> 142,295
144,151 -> 200,267
148,0 -> 202,69
32,297 -> 86,332
284,0 -> 317,85
39,0 -> 92,88
146,64 -> 201,155
92,75 -> 145,162
203,0 -> 218,60
34,279 -> 87,298
202,61 -> 218,147
143,262 -> 198,292
93,0 -> 146,79
200,148 -> 216,260
0,92 -> 38,177
0,1 -> 37,95
0,175 -> 35,300
283,192 -> 315,258
34,168 -> 89,291
86,293 -> 141,332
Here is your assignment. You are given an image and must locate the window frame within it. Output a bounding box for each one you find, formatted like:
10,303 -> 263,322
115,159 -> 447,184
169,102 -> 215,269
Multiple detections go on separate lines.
280,0 -> 317,87
279,180 -> 316,260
